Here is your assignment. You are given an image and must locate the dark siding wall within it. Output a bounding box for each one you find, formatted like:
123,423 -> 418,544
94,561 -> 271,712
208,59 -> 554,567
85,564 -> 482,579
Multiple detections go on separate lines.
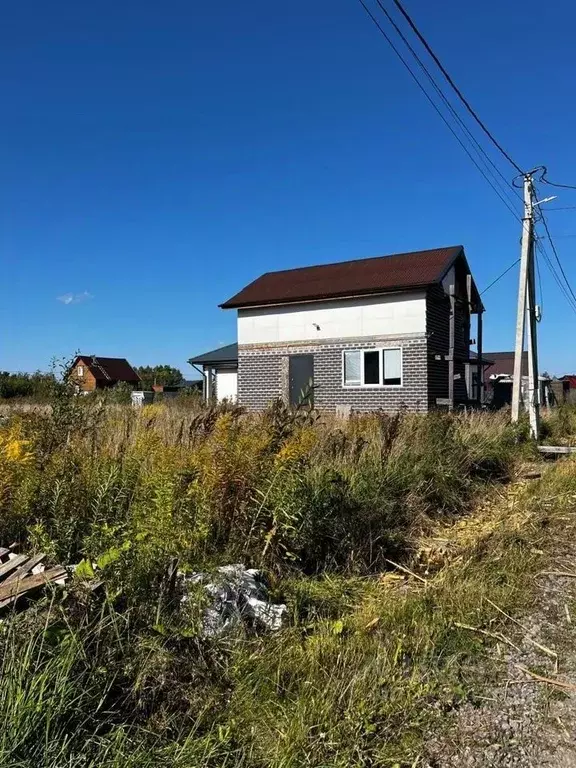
455,297 -> 470,360
426,286 -> 469,407
453,361 -> 467,401
426,286 -> 449,407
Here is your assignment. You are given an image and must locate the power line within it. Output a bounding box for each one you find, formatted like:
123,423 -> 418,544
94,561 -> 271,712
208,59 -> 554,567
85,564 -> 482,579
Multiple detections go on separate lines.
534,245 -> 543,315
357,2 -> 576,325
356,0 -> 522,221
540,169 -> 576,191
389,0 -> 524,175
531,189 -> 576,312
370,0 -> 522,211
538,245 -> 576,313
544,181 -> 576,190
540,234 -> 576,239
538,209 -> 576,307
535,239 -> 576,315
480,258 -> 520,295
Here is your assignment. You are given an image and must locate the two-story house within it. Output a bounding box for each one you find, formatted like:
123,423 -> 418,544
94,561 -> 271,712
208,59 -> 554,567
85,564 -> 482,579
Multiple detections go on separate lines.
196,246 -> 483,411
68,355 -> 141,393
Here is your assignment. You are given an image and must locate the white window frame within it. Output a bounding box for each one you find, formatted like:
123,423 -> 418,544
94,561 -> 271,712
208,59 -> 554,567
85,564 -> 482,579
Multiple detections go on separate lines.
77,365 -> 84,378
342,347 -> 403,389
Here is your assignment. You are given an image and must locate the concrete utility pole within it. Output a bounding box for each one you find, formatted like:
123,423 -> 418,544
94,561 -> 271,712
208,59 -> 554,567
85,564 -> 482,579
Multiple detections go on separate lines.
511,173 -> 539,438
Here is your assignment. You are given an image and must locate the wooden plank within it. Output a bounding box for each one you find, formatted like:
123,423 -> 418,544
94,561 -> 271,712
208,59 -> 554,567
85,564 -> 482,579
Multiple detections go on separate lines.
538,446 -> 576,455
477,309 -> 483,405
0,547 -> 11,560
3,553 -> 45,585
0,566 -> 68,607
0,554 -> 29,581
466,273 -> 473,309
448,284 -> 455,412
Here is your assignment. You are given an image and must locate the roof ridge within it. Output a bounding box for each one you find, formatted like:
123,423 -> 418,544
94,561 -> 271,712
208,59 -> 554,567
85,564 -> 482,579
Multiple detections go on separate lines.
92,356 -> 130,362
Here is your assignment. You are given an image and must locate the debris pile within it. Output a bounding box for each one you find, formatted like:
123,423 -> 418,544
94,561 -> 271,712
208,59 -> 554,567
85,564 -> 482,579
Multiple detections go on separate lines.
184,564 -> 287,637
0,547 -> 68,611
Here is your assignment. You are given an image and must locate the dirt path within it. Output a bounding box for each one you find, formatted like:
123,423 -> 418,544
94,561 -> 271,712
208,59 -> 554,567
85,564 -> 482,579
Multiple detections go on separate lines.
425,483 -> 576,767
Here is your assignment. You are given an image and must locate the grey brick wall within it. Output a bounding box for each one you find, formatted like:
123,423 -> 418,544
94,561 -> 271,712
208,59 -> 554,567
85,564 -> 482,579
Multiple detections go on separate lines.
237,350 -> 285,410
238,336 -> 428,412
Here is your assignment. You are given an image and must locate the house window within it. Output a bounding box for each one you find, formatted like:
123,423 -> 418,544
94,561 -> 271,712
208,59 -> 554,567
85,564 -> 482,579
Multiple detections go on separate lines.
343,351 -> 362,386
342,348 -> 402,387
364,351 -> 380,384
77,365 -> 84,378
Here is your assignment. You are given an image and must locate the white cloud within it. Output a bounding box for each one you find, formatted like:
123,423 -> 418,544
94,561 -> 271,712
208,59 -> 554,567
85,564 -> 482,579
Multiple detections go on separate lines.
57,291 -> 93,305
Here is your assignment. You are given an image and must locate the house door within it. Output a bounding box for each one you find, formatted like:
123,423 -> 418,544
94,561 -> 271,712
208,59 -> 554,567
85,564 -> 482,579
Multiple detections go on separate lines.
289,354 -> 314,407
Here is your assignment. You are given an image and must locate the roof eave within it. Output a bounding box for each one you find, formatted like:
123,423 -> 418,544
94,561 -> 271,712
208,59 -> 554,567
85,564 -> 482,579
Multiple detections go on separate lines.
188,357 -> 237,365
188,343 -> 238,365
220,283 -> 434,311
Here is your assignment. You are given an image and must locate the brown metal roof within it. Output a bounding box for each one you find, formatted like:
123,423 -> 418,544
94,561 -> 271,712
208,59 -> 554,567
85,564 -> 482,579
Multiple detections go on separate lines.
220,245 -> 465,309
75,356 -> 140,382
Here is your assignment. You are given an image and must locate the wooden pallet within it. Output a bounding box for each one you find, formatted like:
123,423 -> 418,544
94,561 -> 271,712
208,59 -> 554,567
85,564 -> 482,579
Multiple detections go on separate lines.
0,548 -> 68,610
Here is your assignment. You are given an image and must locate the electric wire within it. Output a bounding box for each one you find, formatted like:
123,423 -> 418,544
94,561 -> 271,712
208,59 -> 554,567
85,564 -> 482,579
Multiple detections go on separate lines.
531,179 -> 576,312
370,0 -> 522,211
535,239 -> 576,315
480,259 -> 520,295
538,208 -> 576,308
540,169 -> 576,191
538,244 -> 576,313
358,0 -> 576,319
389,0 -> 524,175
356,0 -> 522,221
534,245 -> 543,317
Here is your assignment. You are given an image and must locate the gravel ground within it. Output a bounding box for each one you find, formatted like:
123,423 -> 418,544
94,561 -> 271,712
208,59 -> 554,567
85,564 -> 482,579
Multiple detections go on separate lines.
424,562 -> 576,767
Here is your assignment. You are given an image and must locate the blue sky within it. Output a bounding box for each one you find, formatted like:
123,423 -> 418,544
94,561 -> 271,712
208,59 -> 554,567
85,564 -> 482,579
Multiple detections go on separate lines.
2,0 -> 576,375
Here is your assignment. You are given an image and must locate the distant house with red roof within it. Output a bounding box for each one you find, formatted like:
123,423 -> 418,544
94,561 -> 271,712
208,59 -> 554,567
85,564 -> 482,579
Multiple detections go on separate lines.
482,351 -> 528,382
555,375 -> 576,404
68,355 -> 140,393
560,375 -> 576,389
477,350 -> 527,407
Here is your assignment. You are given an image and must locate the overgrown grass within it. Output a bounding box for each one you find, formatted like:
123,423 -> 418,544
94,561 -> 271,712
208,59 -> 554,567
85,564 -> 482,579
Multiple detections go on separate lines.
0,399 -> 572,766
540,403 -> 576,445
1,402 -> 526,580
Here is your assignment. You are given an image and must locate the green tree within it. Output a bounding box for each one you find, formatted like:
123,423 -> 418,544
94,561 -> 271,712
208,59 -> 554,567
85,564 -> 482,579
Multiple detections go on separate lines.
0,371 -> 57,400
135,365 -> 184,390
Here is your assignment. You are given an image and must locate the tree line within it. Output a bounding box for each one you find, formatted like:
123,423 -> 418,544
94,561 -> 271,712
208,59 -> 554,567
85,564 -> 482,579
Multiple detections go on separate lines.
0,365 -> 186,400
